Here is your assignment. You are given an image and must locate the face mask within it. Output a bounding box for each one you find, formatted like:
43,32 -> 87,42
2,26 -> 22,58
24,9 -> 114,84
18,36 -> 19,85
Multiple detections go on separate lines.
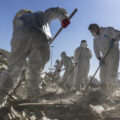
91,32 -> 97,36
80,42 -> 87,48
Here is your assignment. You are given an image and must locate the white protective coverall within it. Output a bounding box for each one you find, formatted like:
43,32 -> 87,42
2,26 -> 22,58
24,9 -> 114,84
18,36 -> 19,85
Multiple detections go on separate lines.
54,59 -> 62,82
61,52 -> 74,89
0,7 -> 69,103
74,41 -> 92,90
93,27 -> 120,96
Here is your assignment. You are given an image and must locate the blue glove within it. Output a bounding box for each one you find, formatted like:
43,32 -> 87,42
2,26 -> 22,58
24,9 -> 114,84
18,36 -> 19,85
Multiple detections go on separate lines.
109,39 -> 116,48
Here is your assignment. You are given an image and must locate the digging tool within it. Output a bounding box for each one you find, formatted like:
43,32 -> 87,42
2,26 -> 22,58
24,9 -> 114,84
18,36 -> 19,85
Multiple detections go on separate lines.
83,47 -> 113,94
49,8 -> 78,44
56,63 -> 77,92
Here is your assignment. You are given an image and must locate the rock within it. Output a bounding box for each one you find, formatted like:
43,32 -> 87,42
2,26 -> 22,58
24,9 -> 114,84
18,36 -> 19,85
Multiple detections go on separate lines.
89,104 -> 104,115
0,48 -> 9,75
0,48 -> 28,99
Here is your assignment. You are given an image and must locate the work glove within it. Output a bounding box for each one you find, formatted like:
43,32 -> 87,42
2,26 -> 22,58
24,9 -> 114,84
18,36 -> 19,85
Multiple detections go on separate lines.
57,69 -> 61,72
61,18 -> 70,28
109,39 -> 116,48
75,62 -> 78,65
98,57 -> 104,65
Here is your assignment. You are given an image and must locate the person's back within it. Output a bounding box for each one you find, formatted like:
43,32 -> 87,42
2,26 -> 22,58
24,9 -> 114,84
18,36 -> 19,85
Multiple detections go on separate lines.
13,9 -> 32,33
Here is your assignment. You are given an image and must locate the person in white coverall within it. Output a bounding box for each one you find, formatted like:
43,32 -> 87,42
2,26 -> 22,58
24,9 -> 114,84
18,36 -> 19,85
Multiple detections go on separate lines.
60,52 -> 74,90
0,7 -> 70,103
88,24 -> 120,97
74,40 -> 92,90
54,59 -> 62,82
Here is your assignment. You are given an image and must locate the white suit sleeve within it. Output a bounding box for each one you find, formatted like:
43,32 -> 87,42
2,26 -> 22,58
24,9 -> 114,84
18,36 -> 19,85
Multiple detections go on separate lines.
60,59 -> 64,67
74,48 -> 79,63
94,38 -> 101,58
45,7 -> 69,24
110,27 -> 120,41
88,49 -> 92,59
59,61 -> 63,69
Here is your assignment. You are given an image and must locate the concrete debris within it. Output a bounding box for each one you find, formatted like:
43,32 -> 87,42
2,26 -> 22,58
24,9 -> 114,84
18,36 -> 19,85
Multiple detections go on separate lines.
89,104 -> 104,115
0,49 -> 120,120
0,48 -> 9,75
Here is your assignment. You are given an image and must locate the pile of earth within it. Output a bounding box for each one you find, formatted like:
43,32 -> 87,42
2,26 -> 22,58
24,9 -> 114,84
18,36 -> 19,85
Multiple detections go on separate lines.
0,48 -> 120,120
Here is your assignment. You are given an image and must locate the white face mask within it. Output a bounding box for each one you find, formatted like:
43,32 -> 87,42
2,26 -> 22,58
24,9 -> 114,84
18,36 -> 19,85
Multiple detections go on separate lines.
91,31 -> 97,37
80,42 -> 87,48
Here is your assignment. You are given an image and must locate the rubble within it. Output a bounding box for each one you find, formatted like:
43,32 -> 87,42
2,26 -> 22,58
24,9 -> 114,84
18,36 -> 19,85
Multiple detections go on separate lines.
0,86 -> 120,120
0,48 -> 120,120
0,48 -> 9,74
0,49 -> 28,99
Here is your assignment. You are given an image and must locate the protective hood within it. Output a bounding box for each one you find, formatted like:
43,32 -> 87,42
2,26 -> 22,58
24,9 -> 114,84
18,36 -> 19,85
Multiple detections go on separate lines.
80,41 -> 87,48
